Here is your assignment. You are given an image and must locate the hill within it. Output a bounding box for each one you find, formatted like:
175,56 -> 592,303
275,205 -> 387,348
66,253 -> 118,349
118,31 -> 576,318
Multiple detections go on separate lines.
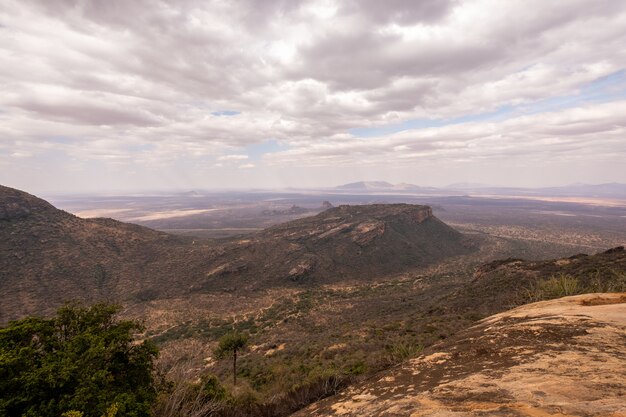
204,204 -> 475,289
0,185 -> 474,322
295,292 -> 626,416
0,185 -> 208,322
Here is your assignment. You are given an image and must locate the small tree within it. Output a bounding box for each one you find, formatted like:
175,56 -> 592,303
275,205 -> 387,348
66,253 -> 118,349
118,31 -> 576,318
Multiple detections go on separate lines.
214,332 -> 248,386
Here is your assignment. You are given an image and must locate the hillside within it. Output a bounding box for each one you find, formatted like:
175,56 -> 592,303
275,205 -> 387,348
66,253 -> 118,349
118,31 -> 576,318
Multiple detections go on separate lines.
443,246 -> 626,316
137,246 -> 625,417
295,293 -> 626,416
0,185 -> 210,322
0,185 -> 474,322
204,204 -> 475,289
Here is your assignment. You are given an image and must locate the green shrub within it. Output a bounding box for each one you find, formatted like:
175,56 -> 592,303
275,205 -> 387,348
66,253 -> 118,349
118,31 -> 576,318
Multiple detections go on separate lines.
0,302 -> 157,417
202,374 -> 227,401
343,360 -> 366,375
526,273 -> 580,301
588,269 -> 626,293
525,270 -> 626,303
385,341 -> 424,362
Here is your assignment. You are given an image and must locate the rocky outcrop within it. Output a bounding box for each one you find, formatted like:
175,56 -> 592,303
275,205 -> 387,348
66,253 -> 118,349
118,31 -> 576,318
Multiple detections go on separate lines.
295,293 -> 626,417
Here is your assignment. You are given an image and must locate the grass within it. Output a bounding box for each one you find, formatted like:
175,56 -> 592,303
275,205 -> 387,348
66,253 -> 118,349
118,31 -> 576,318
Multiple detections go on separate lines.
526,273 -> 580,301
525,269 -> 626,302
386,340 -> 424,362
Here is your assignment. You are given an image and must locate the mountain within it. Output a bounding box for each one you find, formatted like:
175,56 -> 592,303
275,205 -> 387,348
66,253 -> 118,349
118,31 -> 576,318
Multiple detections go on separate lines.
335,181 -> 396,190
334,181 -> 626,198
539,182 -> 626,197
205,204 -> 475,289
334,181 -> 439,193
295,292 -> 626,416
0,185 -> 474,322
0,185 -> 208,322
445,182 -> 626,198
445,181 -> 491,189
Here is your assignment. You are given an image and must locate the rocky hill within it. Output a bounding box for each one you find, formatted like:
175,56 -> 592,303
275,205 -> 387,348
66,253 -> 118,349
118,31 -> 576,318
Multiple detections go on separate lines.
204,204 -> 474,289
0,185 -> 474,322
295,293 -> 626,416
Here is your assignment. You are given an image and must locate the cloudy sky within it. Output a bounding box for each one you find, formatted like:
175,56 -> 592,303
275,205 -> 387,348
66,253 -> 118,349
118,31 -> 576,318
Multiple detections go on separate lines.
1,0 -> 626,193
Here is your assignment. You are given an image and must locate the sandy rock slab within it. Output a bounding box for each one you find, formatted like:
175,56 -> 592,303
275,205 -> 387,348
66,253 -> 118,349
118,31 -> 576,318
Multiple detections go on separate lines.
293,293 -> 626,417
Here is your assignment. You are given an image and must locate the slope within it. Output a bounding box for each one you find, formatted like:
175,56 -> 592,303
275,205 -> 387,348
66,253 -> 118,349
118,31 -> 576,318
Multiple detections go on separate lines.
295,293 -> 626,416
0,185 -> 215,321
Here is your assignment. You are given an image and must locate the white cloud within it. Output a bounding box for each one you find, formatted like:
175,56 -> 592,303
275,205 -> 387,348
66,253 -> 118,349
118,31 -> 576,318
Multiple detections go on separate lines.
218,154 -> 249,161
0,0 -> 625,191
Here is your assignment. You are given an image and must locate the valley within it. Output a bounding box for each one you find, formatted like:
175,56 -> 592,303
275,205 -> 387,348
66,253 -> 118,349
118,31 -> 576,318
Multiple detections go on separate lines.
1,184 -> 625,416
47,188 -> 626,251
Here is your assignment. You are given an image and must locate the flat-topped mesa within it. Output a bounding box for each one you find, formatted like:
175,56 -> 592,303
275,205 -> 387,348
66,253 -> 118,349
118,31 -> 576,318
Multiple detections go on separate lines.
262,204 -> 439,245
244,203 -> 472,285
321,203 -> 433,223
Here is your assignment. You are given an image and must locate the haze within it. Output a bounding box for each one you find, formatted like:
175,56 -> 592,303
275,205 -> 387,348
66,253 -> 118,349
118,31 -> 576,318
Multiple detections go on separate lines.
1,0 -> 626,193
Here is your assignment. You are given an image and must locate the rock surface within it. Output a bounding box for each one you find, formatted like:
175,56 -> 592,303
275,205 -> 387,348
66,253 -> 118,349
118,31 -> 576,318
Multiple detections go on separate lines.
295,293 -> 626,417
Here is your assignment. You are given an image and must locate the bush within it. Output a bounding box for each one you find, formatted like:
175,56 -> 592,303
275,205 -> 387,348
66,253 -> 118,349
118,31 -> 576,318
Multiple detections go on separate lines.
526,274 -> 580,301
385,341 -> 424,362
525,270 -> 626,303
0,302 -> 158,417
587,269 -> 626,293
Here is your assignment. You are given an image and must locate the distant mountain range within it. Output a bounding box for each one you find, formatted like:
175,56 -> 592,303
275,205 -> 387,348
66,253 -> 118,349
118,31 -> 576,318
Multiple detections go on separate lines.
334,181 -> 437,192
333,181 -> 626,198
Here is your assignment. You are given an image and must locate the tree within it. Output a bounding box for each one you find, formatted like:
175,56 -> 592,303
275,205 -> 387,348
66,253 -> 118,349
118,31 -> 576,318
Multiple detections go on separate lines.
214,332 -> 248,386
0,302 -> 158,417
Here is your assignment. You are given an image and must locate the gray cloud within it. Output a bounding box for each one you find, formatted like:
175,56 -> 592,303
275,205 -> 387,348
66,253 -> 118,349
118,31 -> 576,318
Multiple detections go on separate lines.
0,0 -> 625,191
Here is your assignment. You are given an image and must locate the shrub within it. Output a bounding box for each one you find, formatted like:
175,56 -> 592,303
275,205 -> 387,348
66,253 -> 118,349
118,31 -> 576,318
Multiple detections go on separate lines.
587,269 -> 626,293
526,273 -> 580,301
385,341 -> 424,362
0,302 -> 157,417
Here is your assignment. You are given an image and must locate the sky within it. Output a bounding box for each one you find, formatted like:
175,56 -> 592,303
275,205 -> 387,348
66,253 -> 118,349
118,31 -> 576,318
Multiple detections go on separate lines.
1,0 -> 626,193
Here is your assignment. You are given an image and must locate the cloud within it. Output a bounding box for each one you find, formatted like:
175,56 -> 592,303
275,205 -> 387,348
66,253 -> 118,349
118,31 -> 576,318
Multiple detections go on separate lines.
0,0 -> 625,191
263,100 -> 626,167
218,154 -> 248,161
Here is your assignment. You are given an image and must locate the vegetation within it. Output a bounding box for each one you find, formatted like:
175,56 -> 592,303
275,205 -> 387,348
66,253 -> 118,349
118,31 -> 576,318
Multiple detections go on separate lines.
153,370 -> 225,417
525,269 -> 626,302
386,340 -> 424,362
214,332 -> 248,386
0,303 -> 158,417
150,282 -> 460,417
526,273 -> 581,301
